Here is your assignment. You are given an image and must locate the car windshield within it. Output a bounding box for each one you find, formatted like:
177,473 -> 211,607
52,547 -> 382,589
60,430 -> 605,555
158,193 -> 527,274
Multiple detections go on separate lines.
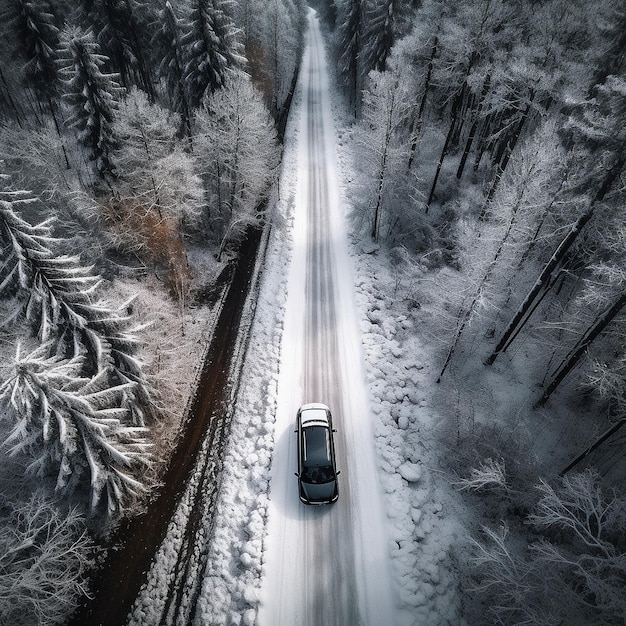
301,426 -> 334,484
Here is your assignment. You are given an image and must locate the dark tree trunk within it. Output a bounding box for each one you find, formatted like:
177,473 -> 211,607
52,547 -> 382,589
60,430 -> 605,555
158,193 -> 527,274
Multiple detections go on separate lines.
47,94 -> 71,170
481,94 -> 534,218
485,209 -> 594,365
456,73 -> 491,179
537,292 -> 626,406
0,66 -> 24,128
560,418 -> 626,476
407,35 -> 437,171
426,114 -> 455,211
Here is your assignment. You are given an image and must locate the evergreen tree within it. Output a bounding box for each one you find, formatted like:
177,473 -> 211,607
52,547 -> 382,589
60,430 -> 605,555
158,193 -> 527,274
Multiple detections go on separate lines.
57,26 -> 123,177
75,0 -> 155,98
337,0 -> 364,117
180,0 -> 244,109
5,0 -> 61,119
361,0 -> 410,76
152,0 -> 192,139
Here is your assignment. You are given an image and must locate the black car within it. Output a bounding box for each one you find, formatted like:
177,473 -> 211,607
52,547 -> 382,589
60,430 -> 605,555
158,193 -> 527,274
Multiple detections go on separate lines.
295,403 -> 340,504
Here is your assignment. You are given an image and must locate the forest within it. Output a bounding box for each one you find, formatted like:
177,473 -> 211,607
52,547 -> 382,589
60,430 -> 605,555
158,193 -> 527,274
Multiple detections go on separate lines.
320,0 -> 626,623
0,0 -> 304,623
0,0 -> 625,623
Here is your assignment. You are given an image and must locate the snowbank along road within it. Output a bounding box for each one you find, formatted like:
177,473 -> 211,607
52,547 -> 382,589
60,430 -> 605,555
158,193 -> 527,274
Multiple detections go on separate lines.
259,11 -> 396,626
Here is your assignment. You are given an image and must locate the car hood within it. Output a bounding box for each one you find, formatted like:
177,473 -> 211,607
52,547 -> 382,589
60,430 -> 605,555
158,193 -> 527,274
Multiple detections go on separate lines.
301,480 -> 337,504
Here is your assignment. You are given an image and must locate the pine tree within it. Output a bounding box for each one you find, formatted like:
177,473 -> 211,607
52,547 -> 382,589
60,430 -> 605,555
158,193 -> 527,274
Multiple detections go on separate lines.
5,0 -> 61,119
361,0 -> 410,75
180,0 -> 244,109
152,0 -> 192,139
75,0 -> 155,98
337,0 -> 364,117
57,26 -> 123,176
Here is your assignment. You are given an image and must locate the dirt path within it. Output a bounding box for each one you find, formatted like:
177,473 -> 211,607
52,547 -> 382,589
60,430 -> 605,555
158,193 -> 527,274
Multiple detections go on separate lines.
67,228 -> 262,626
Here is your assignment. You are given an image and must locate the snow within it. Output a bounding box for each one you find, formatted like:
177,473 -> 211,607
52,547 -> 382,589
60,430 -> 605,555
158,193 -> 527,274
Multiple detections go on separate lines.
127,11 -> 470,626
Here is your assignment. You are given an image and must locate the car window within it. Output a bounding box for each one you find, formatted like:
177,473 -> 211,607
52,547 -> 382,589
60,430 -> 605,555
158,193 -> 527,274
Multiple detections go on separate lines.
302,425 -> 331,467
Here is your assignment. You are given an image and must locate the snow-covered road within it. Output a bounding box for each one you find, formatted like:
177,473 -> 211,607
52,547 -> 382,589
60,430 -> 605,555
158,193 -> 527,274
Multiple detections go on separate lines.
258,11 -> 395,626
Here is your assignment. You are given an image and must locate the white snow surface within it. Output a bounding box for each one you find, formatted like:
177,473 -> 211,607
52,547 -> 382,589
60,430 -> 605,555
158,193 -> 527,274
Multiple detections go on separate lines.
129,11 -> 468,626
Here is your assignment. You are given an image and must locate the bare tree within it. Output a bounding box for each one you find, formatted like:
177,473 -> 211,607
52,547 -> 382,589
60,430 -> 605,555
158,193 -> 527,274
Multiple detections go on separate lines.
472,471 -> 626,626
0,490 -> 93,626
195,73 -> 279,256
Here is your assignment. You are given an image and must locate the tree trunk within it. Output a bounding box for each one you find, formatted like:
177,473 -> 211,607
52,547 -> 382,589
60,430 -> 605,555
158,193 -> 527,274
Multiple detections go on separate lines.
371,84 -> 396,240
517,177 -> 566,269
47,94 -> 71,170
426,50 -> 480,210
426,112 -> 456,211
537,292 -> 626,406
594,151 -> 626,203
407,35 -> 437,171
0,66 -> 24,128
560,418 -> 626,476
437,204 -> 522,382
456,73 -> 491,179
485,209 -> 594,365
481,95 -> 534,218
472,114 -> 491,171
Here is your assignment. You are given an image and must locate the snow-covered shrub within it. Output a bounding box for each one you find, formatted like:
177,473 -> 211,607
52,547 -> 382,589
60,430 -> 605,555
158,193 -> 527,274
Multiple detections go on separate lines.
112,88 -> 204,229
101,194 -> 191,306
471,470 -> 626,626
0,489 -> 93,626
454,458 -> 509,494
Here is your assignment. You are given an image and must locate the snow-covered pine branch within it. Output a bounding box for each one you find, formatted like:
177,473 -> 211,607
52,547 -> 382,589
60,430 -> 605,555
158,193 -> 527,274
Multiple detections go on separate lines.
0,342 -> 152,518
0,187 -> 157,425
152,0 -> 192,139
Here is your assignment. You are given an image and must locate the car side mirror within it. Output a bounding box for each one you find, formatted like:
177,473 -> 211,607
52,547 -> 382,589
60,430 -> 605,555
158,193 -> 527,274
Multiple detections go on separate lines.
294,472 -> 299,477
336,470 -> 341,475
332,428 -> 337,433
